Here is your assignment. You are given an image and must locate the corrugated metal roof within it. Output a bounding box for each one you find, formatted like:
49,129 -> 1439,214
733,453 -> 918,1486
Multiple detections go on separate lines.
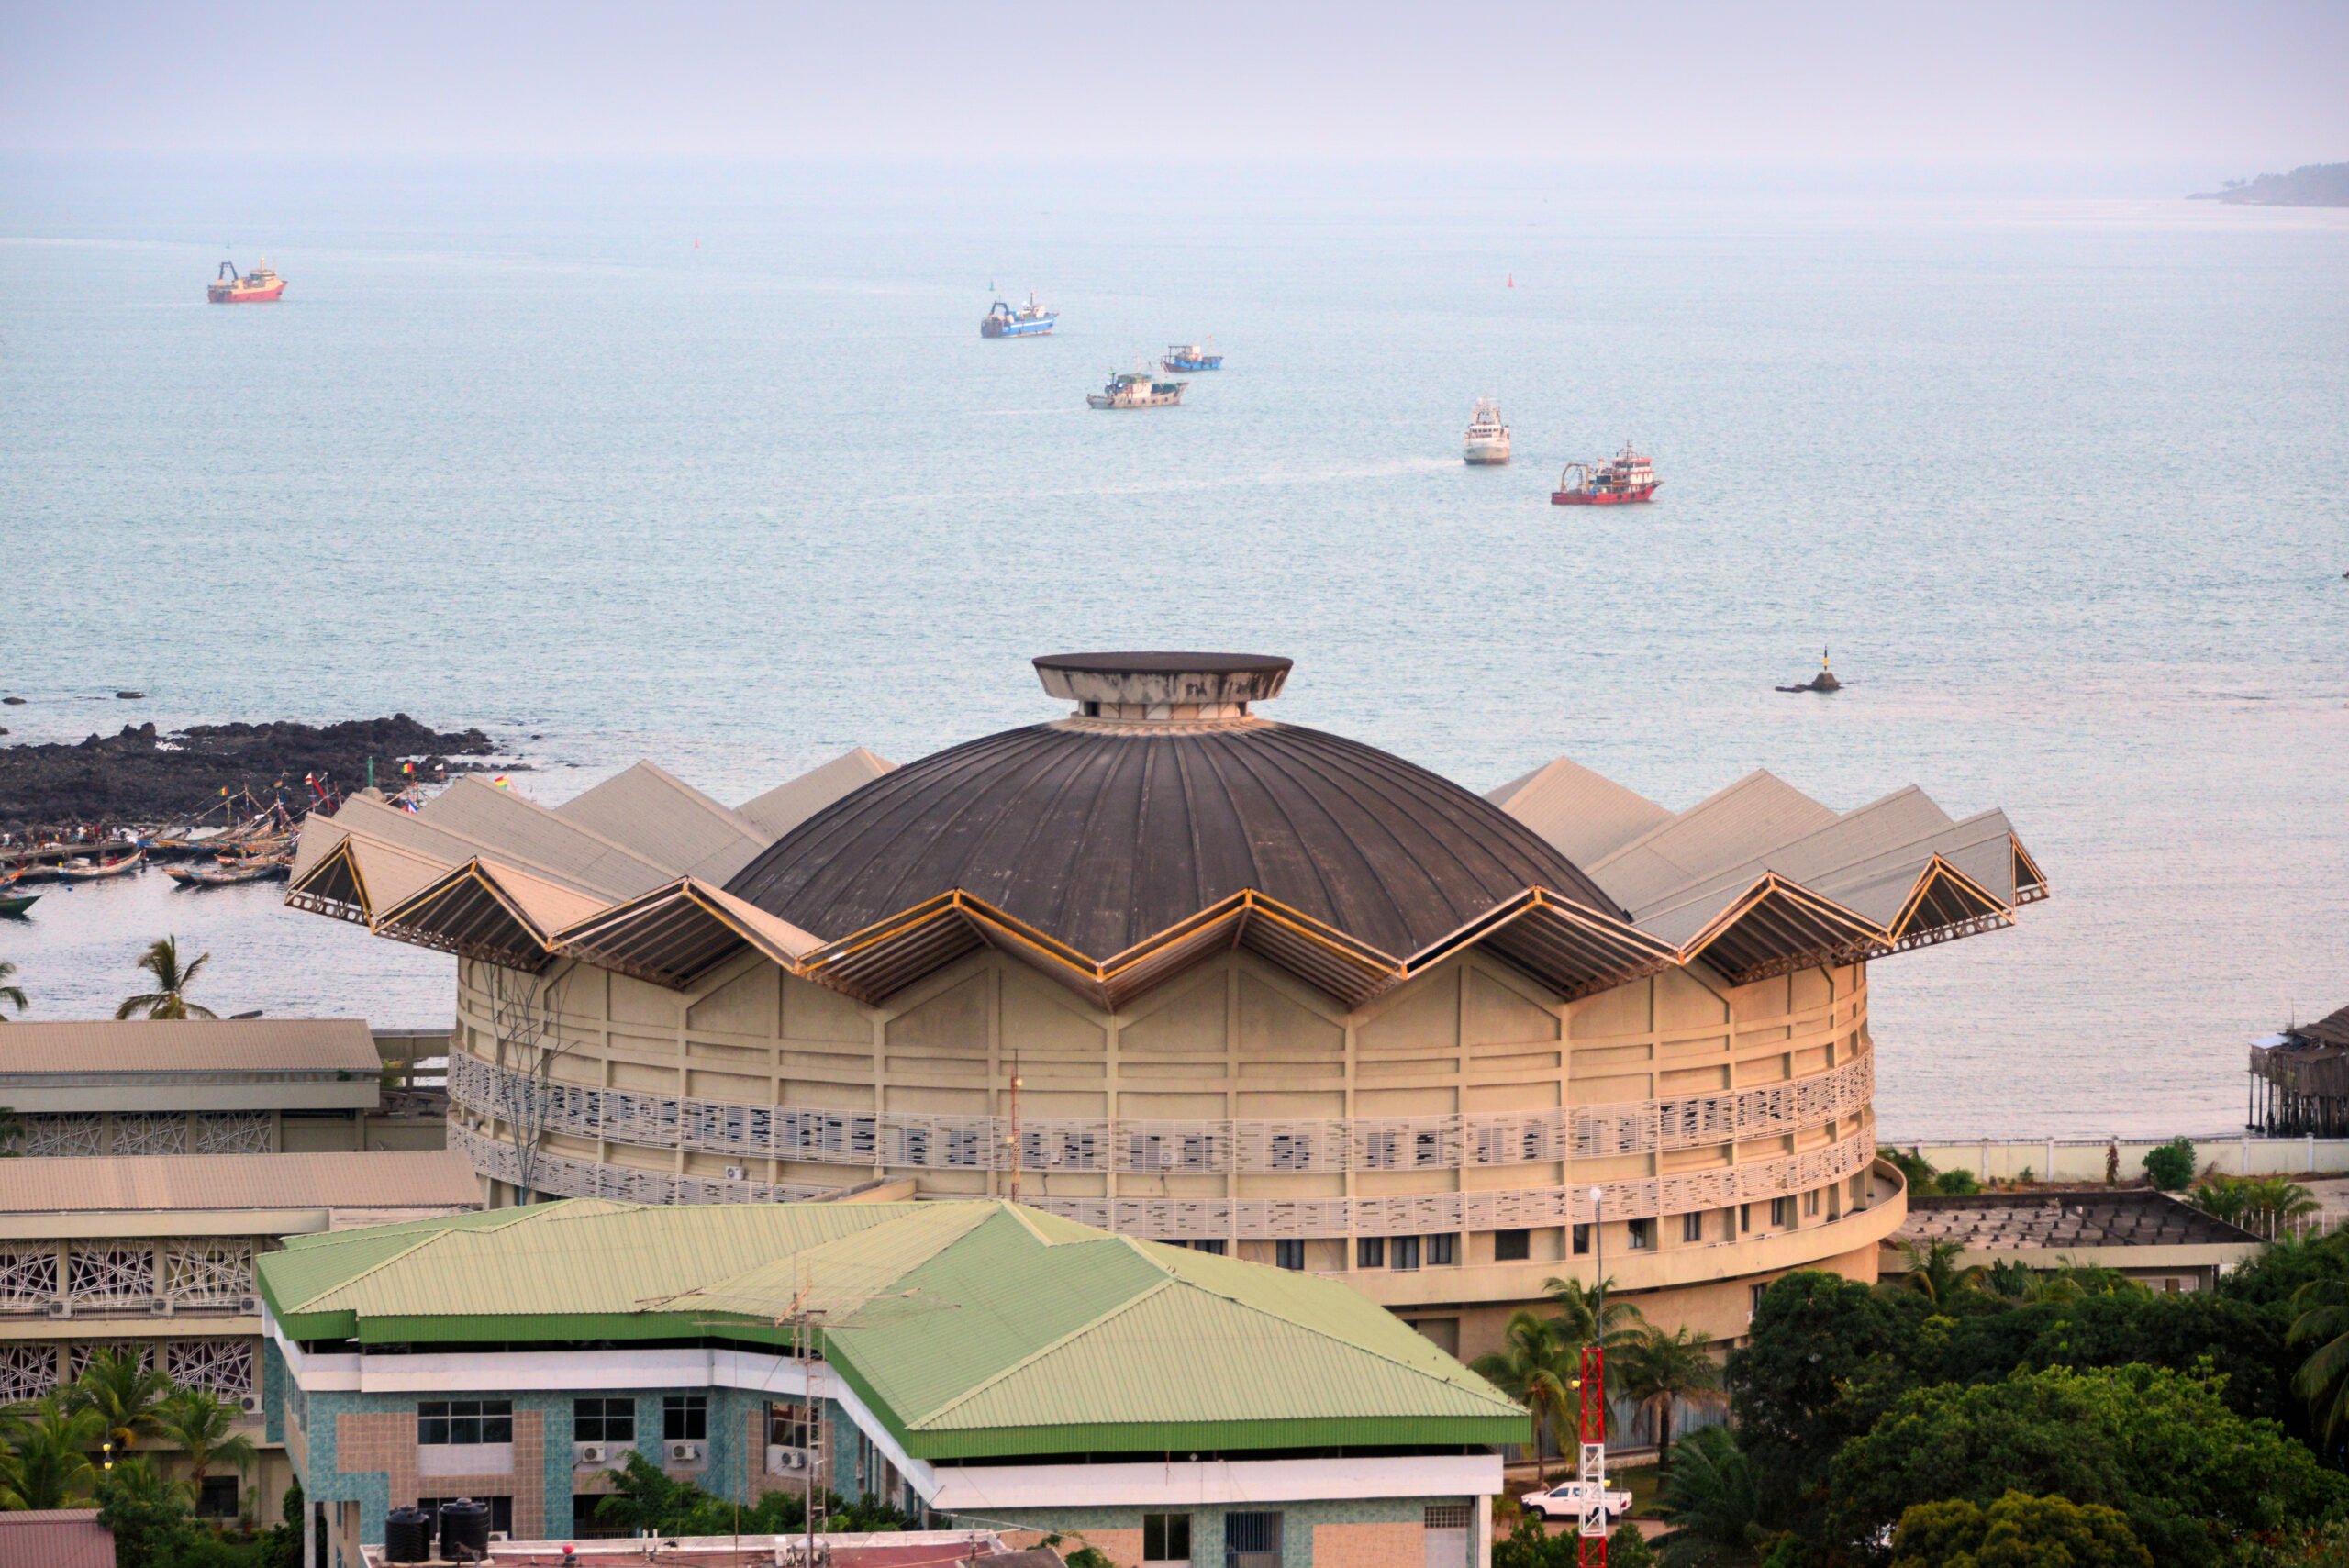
415,779 -> 677,901
1622,785 -> 1957,925
736,750 -> 897,839
0,1150 -> 479,1215
0,1018 -> 379,1076
554,762 -> 774,884
259,1198 -> 1521,1457
1486,756 -> 1675,868
1587,770 -> 1841,911
0,1508 -> 115,1568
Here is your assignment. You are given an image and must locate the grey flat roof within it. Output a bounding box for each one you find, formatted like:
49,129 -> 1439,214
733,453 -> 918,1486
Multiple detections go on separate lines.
1897,1190 -> 2263,1250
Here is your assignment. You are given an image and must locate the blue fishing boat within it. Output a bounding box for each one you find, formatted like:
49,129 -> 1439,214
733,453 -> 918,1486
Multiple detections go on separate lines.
1163,340 -> 1222,371
981,292 -> 1058,338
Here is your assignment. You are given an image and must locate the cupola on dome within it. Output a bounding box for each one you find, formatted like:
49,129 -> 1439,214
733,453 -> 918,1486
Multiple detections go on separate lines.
723,653 -> 1622,981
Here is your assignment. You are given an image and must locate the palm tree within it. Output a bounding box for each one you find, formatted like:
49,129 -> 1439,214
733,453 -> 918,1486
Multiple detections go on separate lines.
62,1346 -> 175,1453
0,1396 -> 105,1509
1885,1238 -> 1981,1305
1469,1308 -> 1575,1487
115,936 -> 217,1020
2289,1278 -> 2349,1446
157,1386 -> 257,1491
0,958 -> 27,1019
95,1451 -> 195,1510
1652,1425 -> 1766,1568
1613,1326 -> 1726,1467
1542,1273 -> 1651,1353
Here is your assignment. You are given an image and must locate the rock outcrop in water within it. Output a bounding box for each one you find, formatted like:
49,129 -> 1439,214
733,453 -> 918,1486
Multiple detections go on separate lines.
0,715 -> 495,832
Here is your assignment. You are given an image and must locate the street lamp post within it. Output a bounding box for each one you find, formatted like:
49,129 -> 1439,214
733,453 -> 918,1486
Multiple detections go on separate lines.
1577,1186 -> 1607,1567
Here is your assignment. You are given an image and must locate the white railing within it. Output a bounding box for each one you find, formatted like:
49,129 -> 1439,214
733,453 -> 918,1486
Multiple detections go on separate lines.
451,1115 -> 1875,1241
449,1051 -> 1871,1177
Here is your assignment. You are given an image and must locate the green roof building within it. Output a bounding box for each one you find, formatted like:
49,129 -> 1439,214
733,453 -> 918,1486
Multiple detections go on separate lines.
262,1200 -> 1521,1567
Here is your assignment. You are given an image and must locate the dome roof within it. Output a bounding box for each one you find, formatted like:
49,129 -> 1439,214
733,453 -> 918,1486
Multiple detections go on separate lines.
726,655 -> 1619,962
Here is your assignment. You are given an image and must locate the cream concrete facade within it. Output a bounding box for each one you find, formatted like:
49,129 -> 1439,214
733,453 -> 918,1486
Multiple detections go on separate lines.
449,938 -> 1893,1356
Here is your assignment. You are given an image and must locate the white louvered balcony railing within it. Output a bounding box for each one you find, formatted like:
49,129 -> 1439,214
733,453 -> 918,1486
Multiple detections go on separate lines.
448,1051 -> 1871,1177
450,1112 -> 1876,1240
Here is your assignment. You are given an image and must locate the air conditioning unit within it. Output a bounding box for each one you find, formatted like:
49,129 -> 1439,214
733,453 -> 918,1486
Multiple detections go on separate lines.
575,1443 -> 610,1464
149,1297 -> 175,1318
668,1440 -> 705,1463
766,1444 -> 808,1473
45,1300 -> 71,1320
725,1166 -> 746,1180
238,1395 -> 263,1417
236,1296 -> 262,1316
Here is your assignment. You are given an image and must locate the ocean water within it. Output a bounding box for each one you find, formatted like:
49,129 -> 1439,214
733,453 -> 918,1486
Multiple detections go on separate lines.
2,161 -> 2343,1139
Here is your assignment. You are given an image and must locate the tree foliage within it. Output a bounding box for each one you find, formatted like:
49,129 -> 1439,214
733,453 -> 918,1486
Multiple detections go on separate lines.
1888,1490 -> 2150,1568
591,1450 -> 916,1538
116,935 -> 218,1021
1653,1425 -> 1766,1567
1825,1363 -> 2346,1566
2141,1138 -> 2197,1192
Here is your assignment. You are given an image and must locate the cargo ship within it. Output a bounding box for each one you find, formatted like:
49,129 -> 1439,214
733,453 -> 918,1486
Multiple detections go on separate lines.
982,292 -> 1058,338
1464,399 -> 1511,464
1163,340 -> 1222,371
208,260 -> 285,303
1552,441 -> 1660,504
1086,366 -> 1186,409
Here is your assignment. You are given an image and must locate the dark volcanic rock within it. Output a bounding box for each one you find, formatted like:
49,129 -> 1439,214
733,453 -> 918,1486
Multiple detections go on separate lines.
0,714 -> 495,832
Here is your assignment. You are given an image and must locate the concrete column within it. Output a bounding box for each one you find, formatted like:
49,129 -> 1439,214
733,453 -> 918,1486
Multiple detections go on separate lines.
1474,1493 -> 1493,1568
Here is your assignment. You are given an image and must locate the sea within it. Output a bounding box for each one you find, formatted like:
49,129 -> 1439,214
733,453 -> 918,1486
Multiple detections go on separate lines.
1,160 -> 2343,1141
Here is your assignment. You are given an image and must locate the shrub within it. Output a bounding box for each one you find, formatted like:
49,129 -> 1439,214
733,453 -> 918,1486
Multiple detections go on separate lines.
1880,1148 -> 1936,1193
1931,1168 -> 1980,1196
2142,1138 -> 2196,1192
1888,1490 -> 2150,1568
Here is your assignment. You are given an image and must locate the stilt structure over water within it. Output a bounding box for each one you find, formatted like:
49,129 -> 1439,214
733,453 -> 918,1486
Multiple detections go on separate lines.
2250,1002 -> 2349,1135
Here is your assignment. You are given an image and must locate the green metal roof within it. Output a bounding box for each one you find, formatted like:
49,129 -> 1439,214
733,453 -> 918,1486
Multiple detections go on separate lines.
259,1199 -> 1521,1458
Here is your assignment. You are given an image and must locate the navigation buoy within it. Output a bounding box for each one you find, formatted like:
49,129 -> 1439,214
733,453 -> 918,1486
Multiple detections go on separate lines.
1776,648 -> 1841,695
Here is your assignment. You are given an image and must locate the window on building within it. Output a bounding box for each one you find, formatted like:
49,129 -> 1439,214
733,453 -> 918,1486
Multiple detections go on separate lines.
663,1395 -> 707,1441
1681,1211 -> 1703,1243
1143,1512 -> 1193,1563
1750,1283 -> 1768,1317
1770,1196 -> 1792,1229
195,1476 -> 239,1518
1391,1236 -> 1423,1272
1225,1511 -> 1283,1568
769,1398 -> 818,1449
419,1497 -> 513,1538
1627,1218 -> 1655,1251
417,1400 -> 512,1445
1274,1239 -> 1305,1272
1357,1236 -> 1386,1269
1571,1224 -> 1590,1255
1738,1204 -> 1752,1234
1804,1188 -> 1821,1217
1427,1233 -> 1456,1265
1494,1228 -> 1530,1262
573,1396 -> 634,1444
1189,1239 -> 1228,1256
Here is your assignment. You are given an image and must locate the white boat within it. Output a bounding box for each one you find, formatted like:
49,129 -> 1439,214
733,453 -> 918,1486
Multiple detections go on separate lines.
1087,365 -> 1187,409
1464,399 -> 1510,464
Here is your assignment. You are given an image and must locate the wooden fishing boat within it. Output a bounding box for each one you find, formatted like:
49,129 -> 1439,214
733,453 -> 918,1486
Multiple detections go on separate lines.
0,894 -> 36,917
214,834 -> 295,860
170,857 -> 286,887
57,850 -> 145,881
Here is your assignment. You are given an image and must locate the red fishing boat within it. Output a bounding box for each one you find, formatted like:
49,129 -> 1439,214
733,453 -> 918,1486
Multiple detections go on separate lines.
208,260 -> 285,303
1552,441 -> 1660,505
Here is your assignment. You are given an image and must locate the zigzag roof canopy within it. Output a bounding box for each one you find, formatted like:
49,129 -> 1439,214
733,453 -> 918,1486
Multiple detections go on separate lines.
284,655 -> 2046,1009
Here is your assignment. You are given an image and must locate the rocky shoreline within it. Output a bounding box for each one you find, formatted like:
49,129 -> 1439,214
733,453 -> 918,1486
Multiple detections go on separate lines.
0,715 -> 498,833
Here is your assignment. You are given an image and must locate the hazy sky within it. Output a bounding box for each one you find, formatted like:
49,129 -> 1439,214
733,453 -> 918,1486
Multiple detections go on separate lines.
4,0 -> 2343,170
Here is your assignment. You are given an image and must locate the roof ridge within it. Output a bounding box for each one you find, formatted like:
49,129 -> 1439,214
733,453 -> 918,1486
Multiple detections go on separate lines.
905,1275 -> 1180,1428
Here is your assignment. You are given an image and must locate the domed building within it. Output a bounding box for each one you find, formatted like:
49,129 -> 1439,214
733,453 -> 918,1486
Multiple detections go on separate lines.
288,653 -> 2047,1353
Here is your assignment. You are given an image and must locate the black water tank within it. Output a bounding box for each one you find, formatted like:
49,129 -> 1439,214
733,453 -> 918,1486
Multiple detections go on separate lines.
439,1496 -> 493,1561
382,1507 -> 431,1563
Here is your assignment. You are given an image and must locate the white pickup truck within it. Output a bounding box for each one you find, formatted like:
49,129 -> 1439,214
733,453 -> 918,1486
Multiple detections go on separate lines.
1519,1478 -> 1633,1525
